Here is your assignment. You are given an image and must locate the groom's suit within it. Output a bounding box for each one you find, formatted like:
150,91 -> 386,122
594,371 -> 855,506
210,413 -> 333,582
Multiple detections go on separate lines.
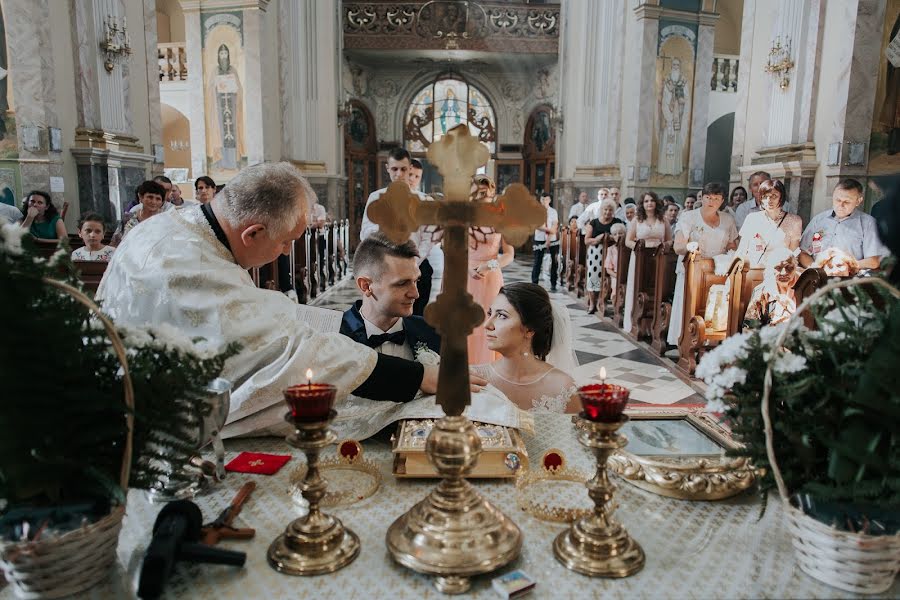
340,300 -> 441,358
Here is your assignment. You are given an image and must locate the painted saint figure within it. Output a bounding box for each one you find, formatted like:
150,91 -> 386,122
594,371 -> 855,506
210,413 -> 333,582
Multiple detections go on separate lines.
205,43 -> 245,171
657,57 -> 690,176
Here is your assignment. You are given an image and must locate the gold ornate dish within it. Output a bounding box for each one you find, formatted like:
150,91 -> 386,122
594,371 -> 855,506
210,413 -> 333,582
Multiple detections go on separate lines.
516,450 -> 591,523
599,408 -> 757,501
290,440 -> 382,507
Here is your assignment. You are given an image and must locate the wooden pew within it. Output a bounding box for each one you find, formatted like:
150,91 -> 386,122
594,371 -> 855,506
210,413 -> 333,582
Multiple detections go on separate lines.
574,233 -> 588,298
676,255 -> 745,374
612,235 -> 632,329
562,227 -> 578,291
293,229 -> 309,303
649,244 -> 679,354
730,264 -> 765,336
629,240 -> 659,340
72,260 -> 108,295
307,226 -> 319,298
597,233 -> 617,316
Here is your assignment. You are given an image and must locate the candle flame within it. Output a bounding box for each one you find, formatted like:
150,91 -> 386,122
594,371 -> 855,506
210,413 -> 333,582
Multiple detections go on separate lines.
599,367 -> 607,380
305,368 -> 313,381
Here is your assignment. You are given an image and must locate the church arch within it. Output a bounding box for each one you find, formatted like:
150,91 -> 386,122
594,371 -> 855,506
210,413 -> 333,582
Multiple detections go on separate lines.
161,102 -> 191,176
704,112 -> 734,189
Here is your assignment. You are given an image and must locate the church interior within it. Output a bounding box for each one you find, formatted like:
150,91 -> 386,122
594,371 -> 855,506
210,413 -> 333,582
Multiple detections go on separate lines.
1,0 -> 899,598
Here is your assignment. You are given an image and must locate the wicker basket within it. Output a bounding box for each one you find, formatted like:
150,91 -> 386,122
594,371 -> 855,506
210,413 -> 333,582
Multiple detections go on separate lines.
760,277 -> 900,595
0,279 -> 135,599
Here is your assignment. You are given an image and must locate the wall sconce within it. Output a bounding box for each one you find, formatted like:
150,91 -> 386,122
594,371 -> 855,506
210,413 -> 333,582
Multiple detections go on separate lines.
764,36 -> 794,90
169,140 -> 189,151
337,97 -> 353,127
100,14 -> 132,73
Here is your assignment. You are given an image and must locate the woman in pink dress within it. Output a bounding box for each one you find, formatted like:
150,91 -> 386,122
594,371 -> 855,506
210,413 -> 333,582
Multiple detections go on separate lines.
467,175 -> 515,364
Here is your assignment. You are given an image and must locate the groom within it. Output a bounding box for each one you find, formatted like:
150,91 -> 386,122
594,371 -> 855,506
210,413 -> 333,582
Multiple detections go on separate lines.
341,232 -> 441,359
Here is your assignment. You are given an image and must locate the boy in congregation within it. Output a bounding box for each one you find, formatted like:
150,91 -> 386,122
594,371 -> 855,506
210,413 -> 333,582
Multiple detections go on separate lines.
799,178 -> 890,274
71,212 -> 114,261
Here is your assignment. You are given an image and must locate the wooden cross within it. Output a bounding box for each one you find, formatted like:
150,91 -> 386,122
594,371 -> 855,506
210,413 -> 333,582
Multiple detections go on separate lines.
368,125 -> 545,416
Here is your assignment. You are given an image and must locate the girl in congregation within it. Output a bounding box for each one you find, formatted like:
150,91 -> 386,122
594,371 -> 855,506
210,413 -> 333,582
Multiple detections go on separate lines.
467,175 -> 515,364
113,180 -> 167,245
584,198 -> 624,314
472,282 -> 579,413
622,191 -> 672,332
71,212 -> 115,261
666,182 -> 739,347
20,190 -> 66,242
735,178 -> 802,267
604,222 -> 628,302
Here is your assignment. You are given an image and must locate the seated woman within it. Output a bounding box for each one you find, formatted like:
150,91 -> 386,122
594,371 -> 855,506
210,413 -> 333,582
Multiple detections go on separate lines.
743,247 -> 801,329
113,180 -> 167,245
603,222 -> 628,302
667,182 -> 739,347
472,283 -> 579,414
20,190 -> 66,242
736,179 -> 802,268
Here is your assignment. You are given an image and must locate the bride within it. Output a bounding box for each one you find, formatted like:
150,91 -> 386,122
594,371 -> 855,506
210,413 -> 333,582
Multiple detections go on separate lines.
471,282 -> 580,413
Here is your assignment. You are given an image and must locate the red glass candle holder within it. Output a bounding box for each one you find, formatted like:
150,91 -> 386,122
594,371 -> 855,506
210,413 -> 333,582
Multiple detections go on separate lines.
578,383 -> 630,422
284,384 -> 337,421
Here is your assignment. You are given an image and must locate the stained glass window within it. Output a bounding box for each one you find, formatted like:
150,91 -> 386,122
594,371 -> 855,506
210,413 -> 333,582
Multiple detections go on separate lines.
404,76 -> 496,154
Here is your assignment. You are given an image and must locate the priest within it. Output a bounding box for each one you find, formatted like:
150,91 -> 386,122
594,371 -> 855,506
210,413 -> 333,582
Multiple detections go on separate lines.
96,162 -> 462,438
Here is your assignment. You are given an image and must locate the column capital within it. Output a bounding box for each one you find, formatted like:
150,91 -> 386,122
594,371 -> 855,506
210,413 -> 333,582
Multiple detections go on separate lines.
633,4 -> 719,25
179,0 -> 269,13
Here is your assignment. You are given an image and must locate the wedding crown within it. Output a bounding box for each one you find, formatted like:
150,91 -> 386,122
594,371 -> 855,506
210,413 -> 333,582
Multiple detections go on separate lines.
515,449 -> 591,523
289,439 -> 382,508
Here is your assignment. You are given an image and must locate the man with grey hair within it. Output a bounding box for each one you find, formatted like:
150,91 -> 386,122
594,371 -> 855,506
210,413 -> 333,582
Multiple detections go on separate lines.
97,162 -> 461,438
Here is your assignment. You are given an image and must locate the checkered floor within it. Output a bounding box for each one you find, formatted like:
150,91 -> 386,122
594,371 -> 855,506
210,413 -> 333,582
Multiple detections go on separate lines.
311,256 -> 707,409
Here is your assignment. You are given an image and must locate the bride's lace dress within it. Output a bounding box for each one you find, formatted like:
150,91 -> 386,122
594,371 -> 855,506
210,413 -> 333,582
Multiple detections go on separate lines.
471,364 -> 579,414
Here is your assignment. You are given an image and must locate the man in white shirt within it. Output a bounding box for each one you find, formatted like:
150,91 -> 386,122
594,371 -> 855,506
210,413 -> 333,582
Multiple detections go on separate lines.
531,194 -> 560,292
360,148 -> 437,316
734,170 -> 771,228
568,191 -> 590,221
609,187 -> 627,220
0,201 -> 22,224
340,232 -> 441,360
577,188 -> 610,233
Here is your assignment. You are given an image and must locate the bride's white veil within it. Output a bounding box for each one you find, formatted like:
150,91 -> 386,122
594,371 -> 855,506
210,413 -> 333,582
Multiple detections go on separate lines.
545,299 -> 578,374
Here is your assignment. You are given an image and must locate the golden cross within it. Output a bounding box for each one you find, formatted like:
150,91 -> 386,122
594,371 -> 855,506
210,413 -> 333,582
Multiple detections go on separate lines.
248,459 -> 265,467
368,125 -> 544,416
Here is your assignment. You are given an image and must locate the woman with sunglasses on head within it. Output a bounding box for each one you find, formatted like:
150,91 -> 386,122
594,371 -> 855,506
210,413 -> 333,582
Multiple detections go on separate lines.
735,179 -> 802,267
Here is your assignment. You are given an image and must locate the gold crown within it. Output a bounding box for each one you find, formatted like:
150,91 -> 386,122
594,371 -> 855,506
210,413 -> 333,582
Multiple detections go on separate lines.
289,439 -> 382,508
515,449 -> 591,523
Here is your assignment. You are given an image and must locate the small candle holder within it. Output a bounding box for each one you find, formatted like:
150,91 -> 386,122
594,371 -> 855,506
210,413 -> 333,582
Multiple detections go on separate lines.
267,384 -> 360,576
552,386 -> 645,578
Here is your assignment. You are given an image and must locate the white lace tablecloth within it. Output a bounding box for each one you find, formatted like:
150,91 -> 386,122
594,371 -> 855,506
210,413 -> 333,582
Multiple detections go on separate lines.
6,413 -> 896,599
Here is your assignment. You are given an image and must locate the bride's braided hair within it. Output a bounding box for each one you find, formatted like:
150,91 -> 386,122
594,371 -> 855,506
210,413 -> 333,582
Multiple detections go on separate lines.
498,282 -> 554,360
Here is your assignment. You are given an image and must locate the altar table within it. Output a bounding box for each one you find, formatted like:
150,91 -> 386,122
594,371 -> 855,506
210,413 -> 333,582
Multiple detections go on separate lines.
4,414 -> 896,599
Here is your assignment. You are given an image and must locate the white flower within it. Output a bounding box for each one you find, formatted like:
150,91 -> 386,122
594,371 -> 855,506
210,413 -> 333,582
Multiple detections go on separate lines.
820,305 -> 881,340
696,331 -> 751,383
1,222 -> 27,256
686,241 -> 700,253
704,397 -> 728,414
773,351 -> 807,374
414,342 -> 441,366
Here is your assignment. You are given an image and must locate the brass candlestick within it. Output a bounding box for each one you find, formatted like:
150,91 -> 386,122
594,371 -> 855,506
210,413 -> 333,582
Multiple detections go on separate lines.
553,415 -> 645,578
268,409 -> 360,575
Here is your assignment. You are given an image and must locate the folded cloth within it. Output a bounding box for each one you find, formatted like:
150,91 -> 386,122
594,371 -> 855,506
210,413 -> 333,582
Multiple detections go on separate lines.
225,452 -> 291,475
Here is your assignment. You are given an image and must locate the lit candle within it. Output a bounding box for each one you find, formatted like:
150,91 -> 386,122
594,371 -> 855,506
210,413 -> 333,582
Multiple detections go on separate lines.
306,368 -> 313,390
577,369 -> 629,423
284,370 -> 337,421
599,366 -> 607,385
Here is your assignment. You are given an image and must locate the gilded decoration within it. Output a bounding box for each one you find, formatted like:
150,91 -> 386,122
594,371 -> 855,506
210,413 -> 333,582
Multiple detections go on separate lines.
343,2 -> 560,53
599,409 -> 758,501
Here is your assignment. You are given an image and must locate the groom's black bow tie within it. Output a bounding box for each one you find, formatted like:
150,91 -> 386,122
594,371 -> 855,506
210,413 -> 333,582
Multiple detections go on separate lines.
365,330 -> 406,348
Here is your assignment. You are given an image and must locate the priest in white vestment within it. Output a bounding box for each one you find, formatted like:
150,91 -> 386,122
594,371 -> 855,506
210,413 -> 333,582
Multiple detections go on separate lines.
97,163 -> 444,438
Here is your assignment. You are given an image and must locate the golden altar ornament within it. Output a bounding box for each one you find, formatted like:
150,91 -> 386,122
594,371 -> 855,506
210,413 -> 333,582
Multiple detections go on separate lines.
370,125 -> 544,594
554,415 -> 645,578
289,439 -> 382,507
516,450 -> 591,523
268,407 -> 360,576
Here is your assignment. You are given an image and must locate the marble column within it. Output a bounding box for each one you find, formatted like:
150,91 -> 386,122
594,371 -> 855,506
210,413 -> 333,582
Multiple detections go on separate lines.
557,0 -> 627,189
143,0 -> 164,176
749,0 -> 824,221
181,4 -> 206,181
279,0 -> 346,218
819,0 -> 887,195
3,0 -> 65,207
69,0 -> 154,222
686,18 -> 717,188
729,0 -> 756,187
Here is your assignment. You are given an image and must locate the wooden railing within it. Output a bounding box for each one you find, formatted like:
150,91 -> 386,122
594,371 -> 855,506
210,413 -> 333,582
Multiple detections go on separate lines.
158,43 -> 187,82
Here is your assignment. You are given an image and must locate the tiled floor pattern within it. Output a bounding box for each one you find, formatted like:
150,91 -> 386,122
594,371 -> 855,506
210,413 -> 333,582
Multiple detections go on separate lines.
310,257 -> 707,409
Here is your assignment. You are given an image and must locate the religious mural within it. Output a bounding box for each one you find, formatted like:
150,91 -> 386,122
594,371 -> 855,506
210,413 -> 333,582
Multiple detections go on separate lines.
652,22 -> 696,187
868,0 -> 900,178
202,11 -> 246,182
404,76 -> 496,154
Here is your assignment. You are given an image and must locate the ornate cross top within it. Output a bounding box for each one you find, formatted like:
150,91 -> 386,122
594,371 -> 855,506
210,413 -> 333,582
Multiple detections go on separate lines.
368,125 -> 545,416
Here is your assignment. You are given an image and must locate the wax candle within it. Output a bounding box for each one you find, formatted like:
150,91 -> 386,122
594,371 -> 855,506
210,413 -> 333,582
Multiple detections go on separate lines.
284,370 -> 337,420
